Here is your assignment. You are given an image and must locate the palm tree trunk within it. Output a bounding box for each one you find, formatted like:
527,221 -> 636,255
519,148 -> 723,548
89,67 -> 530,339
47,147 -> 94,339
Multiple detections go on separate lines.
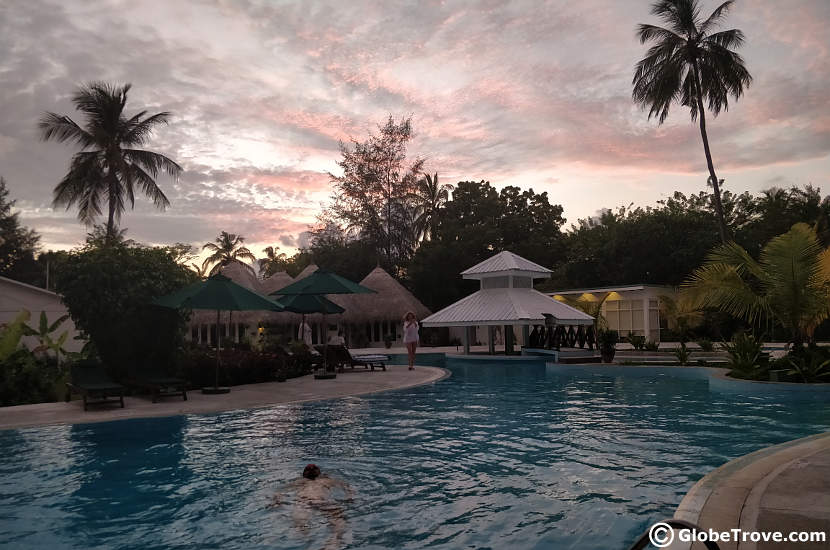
692,61 -> 730,243
106,170 -> 118,243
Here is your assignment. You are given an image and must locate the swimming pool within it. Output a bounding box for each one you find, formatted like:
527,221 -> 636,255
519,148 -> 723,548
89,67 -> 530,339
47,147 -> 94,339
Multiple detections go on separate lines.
1,361 -> 828,549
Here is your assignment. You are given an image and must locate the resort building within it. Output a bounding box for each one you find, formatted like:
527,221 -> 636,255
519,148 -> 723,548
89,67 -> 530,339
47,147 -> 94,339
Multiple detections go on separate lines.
186,263 -> 432,349
0,275 -> 84,352
330,266 -> 431,348
547,285 -> 673,343
422,251 -> 593,354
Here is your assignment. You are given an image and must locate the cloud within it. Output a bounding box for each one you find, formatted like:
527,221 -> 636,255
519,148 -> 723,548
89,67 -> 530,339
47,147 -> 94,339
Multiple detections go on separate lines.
1,0 -> 829,253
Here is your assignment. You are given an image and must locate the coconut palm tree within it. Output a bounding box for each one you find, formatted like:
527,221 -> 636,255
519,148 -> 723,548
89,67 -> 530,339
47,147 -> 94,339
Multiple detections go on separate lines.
39,82 -> 181,241
412,173 -> 452,242
201,231 -> 256,276
660,293 -> 703,339
683,223 -> 830,348
259,245 -> 288,277
633,0 -> 752,243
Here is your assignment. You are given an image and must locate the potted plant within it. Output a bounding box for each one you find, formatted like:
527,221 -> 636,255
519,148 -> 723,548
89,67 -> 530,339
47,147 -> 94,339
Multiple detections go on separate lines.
597,329 -> 618,363
383,334 -> 393,349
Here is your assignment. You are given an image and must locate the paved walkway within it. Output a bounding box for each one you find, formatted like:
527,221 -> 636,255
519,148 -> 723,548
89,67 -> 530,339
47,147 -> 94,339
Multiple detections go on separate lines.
674,431 -> 830,550
0,365 -> 447,431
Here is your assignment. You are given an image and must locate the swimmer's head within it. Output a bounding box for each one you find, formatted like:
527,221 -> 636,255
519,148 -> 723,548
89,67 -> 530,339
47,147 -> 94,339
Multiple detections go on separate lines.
302,464 -> 321,480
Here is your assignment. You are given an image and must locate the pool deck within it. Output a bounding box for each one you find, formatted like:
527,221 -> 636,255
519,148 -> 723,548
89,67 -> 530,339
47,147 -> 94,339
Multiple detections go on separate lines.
673,431 -> 830,550
0,364 -> 447,431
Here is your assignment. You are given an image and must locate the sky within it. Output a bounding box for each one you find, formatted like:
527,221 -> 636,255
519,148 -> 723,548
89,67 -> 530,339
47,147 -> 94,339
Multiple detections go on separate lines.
1,0 -> 829,261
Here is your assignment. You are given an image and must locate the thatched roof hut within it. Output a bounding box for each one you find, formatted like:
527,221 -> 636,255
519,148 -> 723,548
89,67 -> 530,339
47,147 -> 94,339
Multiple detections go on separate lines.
331,267 -> 431,324
293,263 -> 319,281
260,271 -> 294,295
219,262 -> 260,292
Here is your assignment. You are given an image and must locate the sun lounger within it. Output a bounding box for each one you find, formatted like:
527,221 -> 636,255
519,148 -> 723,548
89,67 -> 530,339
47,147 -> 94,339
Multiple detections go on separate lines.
317,345 -> 388,372
129,369 -> 188,402
65,361 -> 126,411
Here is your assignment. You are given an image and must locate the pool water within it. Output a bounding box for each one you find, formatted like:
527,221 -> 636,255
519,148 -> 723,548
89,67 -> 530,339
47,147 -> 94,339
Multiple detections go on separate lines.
1,362 -> 829,550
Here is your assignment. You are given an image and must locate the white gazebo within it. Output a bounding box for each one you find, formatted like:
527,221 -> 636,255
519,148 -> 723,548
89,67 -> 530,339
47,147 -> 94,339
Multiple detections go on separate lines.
421,251 -> 593,354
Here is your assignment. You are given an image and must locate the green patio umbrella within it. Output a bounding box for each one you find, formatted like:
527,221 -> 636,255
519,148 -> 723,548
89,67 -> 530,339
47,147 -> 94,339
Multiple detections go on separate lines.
271,268 -> 375,377
154,274 -> 285,393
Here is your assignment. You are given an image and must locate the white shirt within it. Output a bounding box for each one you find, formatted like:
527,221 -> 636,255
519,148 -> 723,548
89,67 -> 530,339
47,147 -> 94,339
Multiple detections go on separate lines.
403,320 -> 419,344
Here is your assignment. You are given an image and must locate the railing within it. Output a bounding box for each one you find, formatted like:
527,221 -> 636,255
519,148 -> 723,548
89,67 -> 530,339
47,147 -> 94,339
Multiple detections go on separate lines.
626,519 -> 721,550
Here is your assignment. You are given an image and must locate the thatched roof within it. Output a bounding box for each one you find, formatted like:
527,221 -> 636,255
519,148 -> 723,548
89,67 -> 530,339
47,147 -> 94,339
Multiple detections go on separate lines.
219,262 -> 260,292
294,263 -> 319,281
330,267 -> 431,323
260,271 -> 294,295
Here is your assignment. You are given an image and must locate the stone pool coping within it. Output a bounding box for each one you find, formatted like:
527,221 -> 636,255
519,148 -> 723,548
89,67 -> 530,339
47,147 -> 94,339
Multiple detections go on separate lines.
0,365 -> 449,431
672,431 -> 830,550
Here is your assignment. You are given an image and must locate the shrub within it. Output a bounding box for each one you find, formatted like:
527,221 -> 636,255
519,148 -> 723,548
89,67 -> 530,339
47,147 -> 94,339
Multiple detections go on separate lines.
178,348 -> 312,387
722,332 -> 768,380
627,333 -> 646,350
54,241 -> 196,380
696,338 -> 714,352
597,329 -> 618,352
644,340 -> 660,352
0,311 -> 65,405
785,346 -> 830,383
673,343 -> 692,365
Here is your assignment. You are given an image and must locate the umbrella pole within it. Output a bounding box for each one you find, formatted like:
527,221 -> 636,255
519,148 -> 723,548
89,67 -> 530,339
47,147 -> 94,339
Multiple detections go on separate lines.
323,311 -> 328,373
215,309 -> 221,389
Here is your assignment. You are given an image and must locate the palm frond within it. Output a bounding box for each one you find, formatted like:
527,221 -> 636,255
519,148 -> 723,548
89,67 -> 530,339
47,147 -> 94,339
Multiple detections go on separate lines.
698,0 -> 735,34
38,113 -> 95,147
123,149 -> 182,178
128,164 -> 171,210
123,112 -> 172,145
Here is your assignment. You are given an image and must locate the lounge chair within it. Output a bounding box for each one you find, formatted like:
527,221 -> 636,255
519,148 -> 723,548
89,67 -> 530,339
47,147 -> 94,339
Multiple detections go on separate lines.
65,361 -> 126,411
317,345 -> 388,372
129,368 -> 188,403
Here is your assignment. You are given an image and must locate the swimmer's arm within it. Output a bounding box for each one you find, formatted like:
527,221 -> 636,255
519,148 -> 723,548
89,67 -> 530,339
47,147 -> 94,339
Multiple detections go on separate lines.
267,479 -> 302,508
334,479 -> 354,500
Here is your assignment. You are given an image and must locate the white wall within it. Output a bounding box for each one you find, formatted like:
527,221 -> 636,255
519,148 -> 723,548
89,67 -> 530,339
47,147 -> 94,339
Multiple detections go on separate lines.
0,278 -> 84,352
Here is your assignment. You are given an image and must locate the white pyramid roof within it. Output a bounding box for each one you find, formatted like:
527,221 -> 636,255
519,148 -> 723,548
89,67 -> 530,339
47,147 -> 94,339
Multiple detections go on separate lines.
461,251 -> 551,279
421,288 -> 593,327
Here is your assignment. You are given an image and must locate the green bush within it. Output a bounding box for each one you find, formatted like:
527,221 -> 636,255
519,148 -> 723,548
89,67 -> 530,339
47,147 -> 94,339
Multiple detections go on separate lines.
627,333 -> 646,350
597,329 -> 618,353
178,348 -> 312,387
0,351 -> 63,406
644,340 -> 660,352
673,343 -> 692,365
722,332 -> 768,380
696,338 -> 714,352
54,241 -> 196,381
785,346 -> 830,383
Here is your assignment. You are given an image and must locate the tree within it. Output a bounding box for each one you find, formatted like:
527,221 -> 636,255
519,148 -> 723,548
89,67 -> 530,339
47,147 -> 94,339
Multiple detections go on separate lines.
0,177 -> 40,282
308,222 -> 378,283
54,240 -> 197,378
259,246 -> 290,277
201,231 -> 256,276
409,181 -> 567,310
684,223 -> 830,348
39,82 -> 181,240
412,173 -> 452,242
633,0 -> 752,242
326,116 -> 425,274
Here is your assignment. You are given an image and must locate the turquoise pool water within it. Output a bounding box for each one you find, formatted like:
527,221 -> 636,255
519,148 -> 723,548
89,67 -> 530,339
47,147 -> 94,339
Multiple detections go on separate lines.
2,362 -> 829,550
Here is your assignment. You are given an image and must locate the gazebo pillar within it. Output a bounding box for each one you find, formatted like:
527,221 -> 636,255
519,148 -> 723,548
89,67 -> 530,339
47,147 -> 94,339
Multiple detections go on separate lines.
463,326 -> 471,355
521,325 -> 529,349
488,326 -> 495,354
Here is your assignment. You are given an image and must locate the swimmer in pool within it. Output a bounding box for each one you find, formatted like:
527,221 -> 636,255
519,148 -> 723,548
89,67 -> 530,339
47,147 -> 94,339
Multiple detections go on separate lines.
270,464 -> 353,549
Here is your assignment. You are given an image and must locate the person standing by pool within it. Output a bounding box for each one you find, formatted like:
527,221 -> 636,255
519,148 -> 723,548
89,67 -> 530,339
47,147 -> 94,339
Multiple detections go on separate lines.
403,311 -> 419,370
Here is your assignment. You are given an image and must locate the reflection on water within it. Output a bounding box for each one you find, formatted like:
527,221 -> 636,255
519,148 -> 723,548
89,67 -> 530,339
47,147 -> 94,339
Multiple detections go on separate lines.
1,364 -> 829,550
